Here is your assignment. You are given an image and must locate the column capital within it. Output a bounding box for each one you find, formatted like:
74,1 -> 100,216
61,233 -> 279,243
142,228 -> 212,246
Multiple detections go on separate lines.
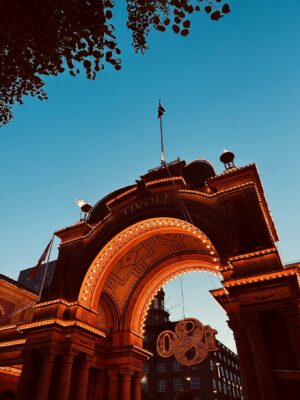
242,313 -> 260,333
63,348 -> 79,358
120,367 -> 135,377
108,368 -> 119,380
279,306 -> 299,327
133,371 -> 143,382
21,350 -> 32,364
80,352 -> 93,363
96,369 -> 106,378
227,317 -> 249,341
41,346 -> 59,359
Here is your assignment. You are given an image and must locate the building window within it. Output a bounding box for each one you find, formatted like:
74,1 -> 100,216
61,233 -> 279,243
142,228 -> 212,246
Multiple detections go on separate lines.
172,360 -> 182,372
191,376 -> 201,390
173,378 -> 183,391
156,362 -> 166,373
153,298 -> 159,309
212,379 -> 217,390
142,379 -> 148,393
144,363 -> 149,374
210,360 -> 214,371
218,380 -> 222,392
157,379 -> 166,392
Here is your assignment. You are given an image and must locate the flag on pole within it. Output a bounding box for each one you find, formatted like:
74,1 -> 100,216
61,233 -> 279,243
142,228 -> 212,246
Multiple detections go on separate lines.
28,239 -> 53,279
158,101 -> 165,118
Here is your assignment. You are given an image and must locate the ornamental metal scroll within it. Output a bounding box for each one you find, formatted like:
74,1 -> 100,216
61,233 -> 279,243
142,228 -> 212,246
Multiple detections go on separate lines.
156,318 -> 218,366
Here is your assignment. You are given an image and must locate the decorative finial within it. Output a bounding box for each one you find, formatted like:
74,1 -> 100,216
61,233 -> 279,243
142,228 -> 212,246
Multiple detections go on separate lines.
75,199 -> 92,220
220,149 -> 235,170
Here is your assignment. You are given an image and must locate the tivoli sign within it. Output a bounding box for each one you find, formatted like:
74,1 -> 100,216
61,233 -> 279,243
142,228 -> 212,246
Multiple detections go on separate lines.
156,318 -> 218,366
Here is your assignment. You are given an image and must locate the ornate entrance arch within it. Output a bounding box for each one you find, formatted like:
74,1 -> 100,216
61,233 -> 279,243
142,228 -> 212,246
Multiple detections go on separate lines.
79,217 -> 221,336
0,159 -> 299,400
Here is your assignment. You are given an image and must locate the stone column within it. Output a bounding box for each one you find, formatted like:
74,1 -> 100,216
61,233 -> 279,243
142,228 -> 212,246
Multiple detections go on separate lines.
34,350 -> 56,400
108,369 -> 118,400
57,350 -> 76,400
76,354 -> 91,400
94,370 -> 106,400
228,318 -> 260,400
245,314 -> 278,400
16,351 -> 33,400
120,368 -> 134,400
133,372 -> 142,400
280,307 -> 300,369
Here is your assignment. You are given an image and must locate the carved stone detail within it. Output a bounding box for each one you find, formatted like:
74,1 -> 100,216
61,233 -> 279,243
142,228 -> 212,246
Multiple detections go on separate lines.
239,286 -> 291,305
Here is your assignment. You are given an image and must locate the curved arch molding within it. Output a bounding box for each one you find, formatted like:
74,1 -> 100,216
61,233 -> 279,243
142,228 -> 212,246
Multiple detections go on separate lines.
79,218 -> 221,325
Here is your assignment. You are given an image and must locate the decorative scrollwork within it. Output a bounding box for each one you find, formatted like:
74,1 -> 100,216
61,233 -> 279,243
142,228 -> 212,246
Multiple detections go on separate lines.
157,318 -> 218,366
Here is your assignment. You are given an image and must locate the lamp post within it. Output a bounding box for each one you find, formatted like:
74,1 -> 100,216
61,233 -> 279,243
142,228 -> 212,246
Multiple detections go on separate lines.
213,362 -> 221,400
185,376 -> 191,391
216,362 -> 220,378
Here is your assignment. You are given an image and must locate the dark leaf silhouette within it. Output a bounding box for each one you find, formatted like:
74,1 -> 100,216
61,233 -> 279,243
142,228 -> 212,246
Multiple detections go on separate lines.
222,3 -> 230,14
210,11 -> 222,20
183,20 -> 191,28
181,29 -> 189,36
156,25 -> 166,31
0,0 -> 231,126
172,24 -> 181,34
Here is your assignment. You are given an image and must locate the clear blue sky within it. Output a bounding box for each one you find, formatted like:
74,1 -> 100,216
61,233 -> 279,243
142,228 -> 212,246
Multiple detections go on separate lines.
1,0 -> 299,351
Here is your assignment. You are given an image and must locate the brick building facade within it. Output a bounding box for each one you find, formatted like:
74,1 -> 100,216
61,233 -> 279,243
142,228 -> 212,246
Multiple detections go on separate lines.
142,290 -> 243,400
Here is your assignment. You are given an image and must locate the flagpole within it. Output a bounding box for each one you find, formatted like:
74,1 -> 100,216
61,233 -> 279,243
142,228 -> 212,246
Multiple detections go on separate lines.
160,115 -> 165,165
158,100 -> 166,166
38,236 -> 54,299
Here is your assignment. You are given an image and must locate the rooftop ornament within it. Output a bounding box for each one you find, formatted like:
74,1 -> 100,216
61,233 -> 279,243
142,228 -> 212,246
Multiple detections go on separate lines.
75,198 -> 92,220
220,149 -> 235,170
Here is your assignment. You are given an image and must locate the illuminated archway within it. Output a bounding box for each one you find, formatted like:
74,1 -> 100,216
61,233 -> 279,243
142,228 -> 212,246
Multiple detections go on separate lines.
124,254 -> 222,335
79,217 -> 221,337
5,161 -> 298,400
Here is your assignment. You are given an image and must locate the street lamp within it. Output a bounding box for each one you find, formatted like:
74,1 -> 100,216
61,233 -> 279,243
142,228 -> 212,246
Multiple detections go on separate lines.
215,362 -> 220,379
